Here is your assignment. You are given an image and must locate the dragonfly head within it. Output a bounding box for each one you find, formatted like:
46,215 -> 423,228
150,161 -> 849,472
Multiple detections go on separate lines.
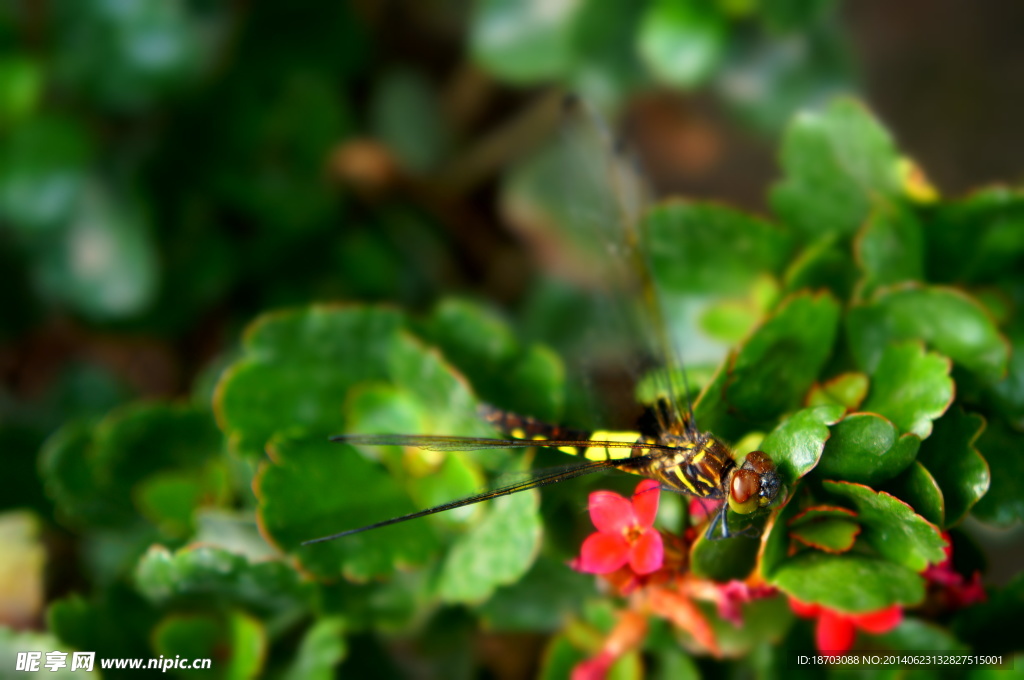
727,450 -> 781,515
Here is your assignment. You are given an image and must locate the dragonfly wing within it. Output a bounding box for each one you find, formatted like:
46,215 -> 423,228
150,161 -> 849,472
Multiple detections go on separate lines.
332,433 -> 682,453
302,452 -> 661,545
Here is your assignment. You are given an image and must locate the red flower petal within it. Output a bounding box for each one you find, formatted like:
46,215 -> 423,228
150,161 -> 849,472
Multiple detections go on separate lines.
631,479 -> 661,528
628,528 -> 664,574
849,605 -> 902,634
572,652 -> 614,680
817,609 -> 856,655
589,490 -> 635,534
578,531 -> 630,573
788,597 -> 821,619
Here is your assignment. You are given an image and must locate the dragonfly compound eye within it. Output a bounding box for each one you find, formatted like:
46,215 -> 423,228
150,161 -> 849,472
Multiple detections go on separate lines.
728,469 -> 760,514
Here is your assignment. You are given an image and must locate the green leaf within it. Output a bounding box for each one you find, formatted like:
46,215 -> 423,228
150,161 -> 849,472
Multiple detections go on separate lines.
697,292 -> 841,440
0,56 -> 42,125
690,518 -> 763,582
924,187 -> 1024,285
36,183 -> 159,319
436,486 -> 542,604
639,0 -> 727,88
52,0 -> 210,111
759,404 -> 845,488
815,413 -> 920,485
424,298 -> 565,421
790,517 -> 860,553
875,617 -> 968,652
881,461 -> 945,527
821,480 -> 946,571
758,482 -> 806,579
470,0 -> 585,83
916,408 -> 990,527
256,437 -> 441,581
645,201 -> 792,295
282,617 -> 347,680
771,552 -> 925,613
862,342 -> 953,438
696,595 -> 793,657
972,419 -> 1024,526
478,556 -> 596,631
0,115 -> 91,231
135,545 -> 310,618
49,584 -> 159,660
153,609 -> 266,680
215,306 -> 481,458
952,572 -> 1024,656
782,237 -> 858,299
847,285 -> 1009,382
770,98 -> 903,239
806,372 -> 868,410
856,202 -> 924,293
370,69 -> 447,173
40,403 -> 223,530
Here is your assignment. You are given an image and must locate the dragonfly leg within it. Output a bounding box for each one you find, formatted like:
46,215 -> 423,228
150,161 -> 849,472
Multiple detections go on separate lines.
705,502 -> 732,541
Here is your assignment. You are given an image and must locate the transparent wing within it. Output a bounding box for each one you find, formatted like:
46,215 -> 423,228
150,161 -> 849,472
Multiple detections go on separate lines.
303,445 -> 662,544
331,432 -> 682,453
555,96 -> 697,436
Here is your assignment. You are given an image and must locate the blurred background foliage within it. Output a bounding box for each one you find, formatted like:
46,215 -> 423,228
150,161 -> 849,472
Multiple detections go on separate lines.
3,1 -> 1024,678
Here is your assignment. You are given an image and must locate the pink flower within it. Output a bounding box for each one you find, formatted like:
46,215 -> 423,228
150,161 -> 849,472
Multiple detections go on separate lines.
922,533 -> 986,609
574,479 -> 664,575
789,598 -> 902,654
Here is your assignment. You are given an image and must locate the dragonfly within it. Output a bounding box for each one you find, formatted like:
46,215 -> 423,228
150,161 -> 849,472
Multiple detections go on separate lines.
302,96 -> 782,546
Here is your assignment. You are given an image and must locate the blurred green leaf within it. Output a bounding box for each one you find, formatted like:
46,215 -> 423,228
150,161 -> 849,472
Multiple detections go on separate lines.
257,438 -> 441,581
36,183 -> 159,319
821,480 -> 946,571
690,520 -> 762,582
697,292 -> 841,440
282,617 -> 347,680
424,298 -> 565,421
771,552 -> 925,613
478,556 -> 596,631
790,516 -> 859,553
0,56 -> 42,126
924,187 -> 1024,285
153,609 -> 266,680
815,413 -> 919,485
470,0 -> 585,83
847,285 -> 1009,382
52,0 -> 213,111
370,69 -> 448,173
135,545 -> 310,619
639,0 -> 727,88
972,419 -> 1024,526
437,486 -> 542,604
215,306 -> 482,458
952,572 -> 1024,656
49,584 -> 159,661
771,99 -> 902,239
40,403 -> 223,530
857,203 -> 925,293
916,408 -> 990,528
0,115 -> 91,231
806,372 -> 868,410
645,201 -> 792,295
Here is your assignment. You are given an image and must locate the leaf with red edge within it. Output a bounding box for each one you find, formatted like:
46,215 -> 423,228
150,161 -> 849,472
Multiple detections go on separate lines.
806,372 -> 868,410
882,461 -> 945,527
789,505 -> 858,526
815,413 -> 920,485
759,404 -> 845,487
846,285 -> 1009,382
790,518 -> 860,553
861,341 -> 953,438
771,552 -> 925,613
821,480 -> 946,571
